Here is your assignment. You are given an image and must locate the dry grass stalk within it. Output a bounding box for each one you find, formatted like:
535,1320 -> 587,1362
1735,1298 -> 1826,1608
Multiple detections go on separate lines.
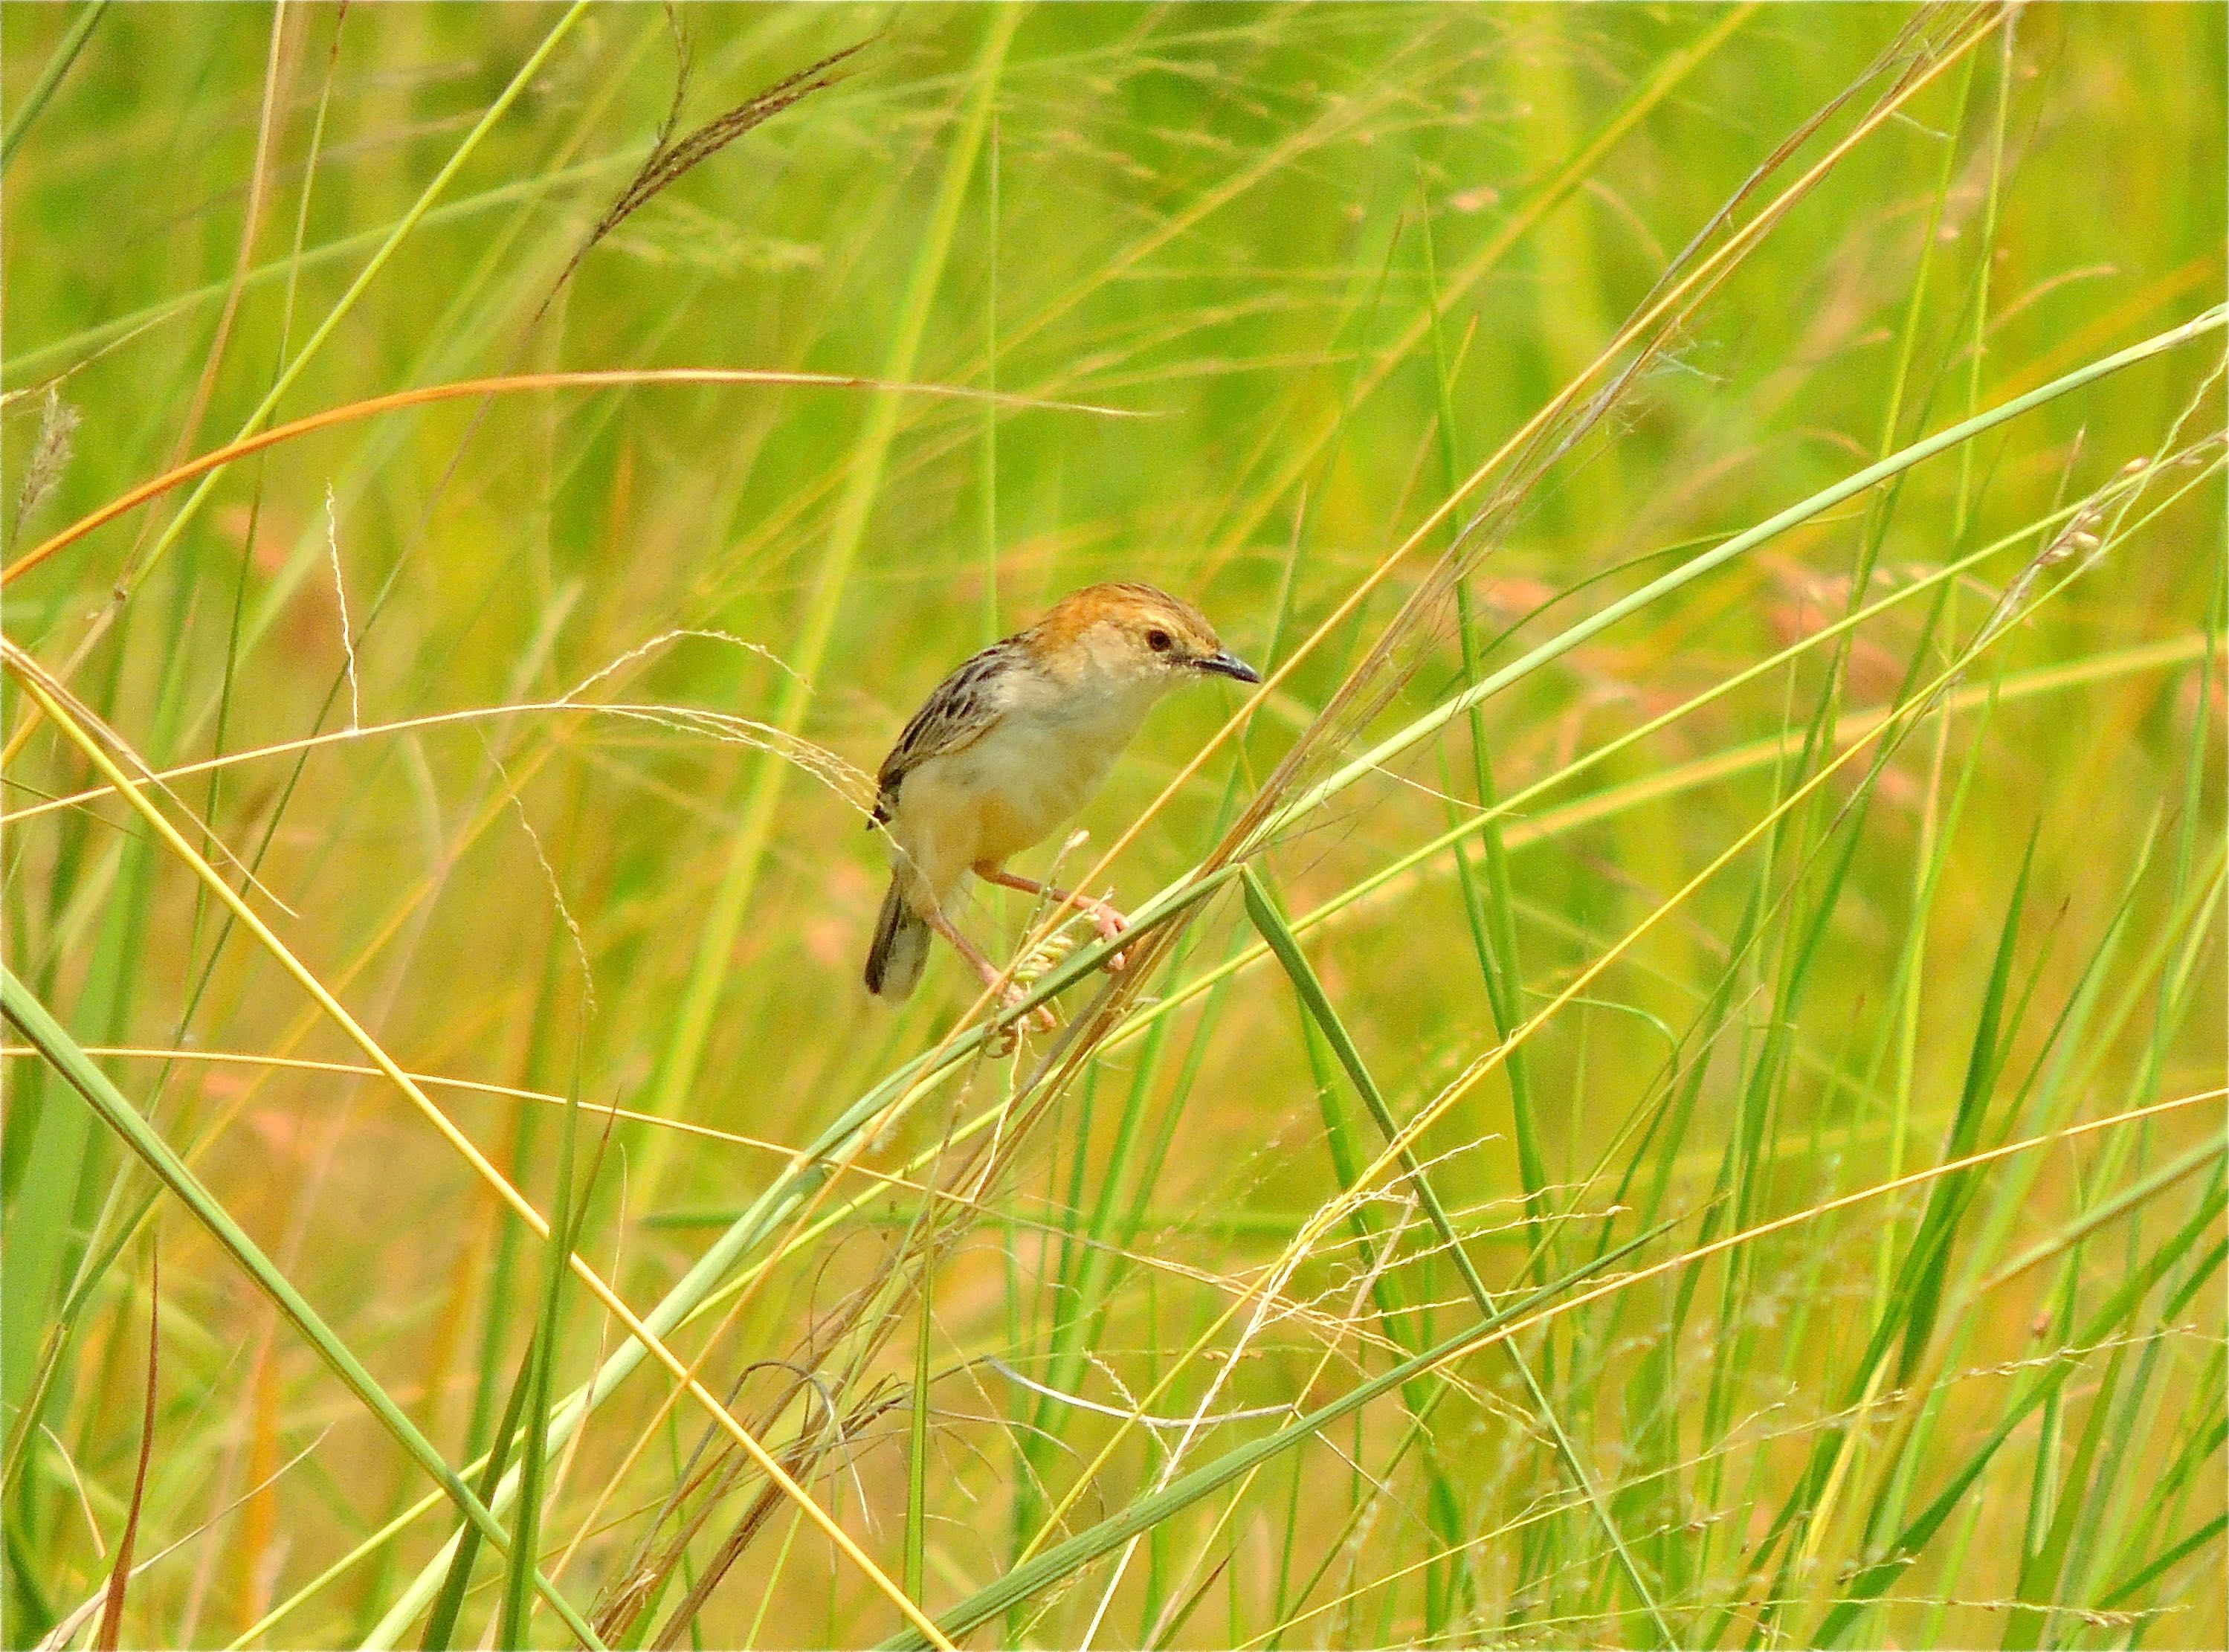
6,386 -> 80,552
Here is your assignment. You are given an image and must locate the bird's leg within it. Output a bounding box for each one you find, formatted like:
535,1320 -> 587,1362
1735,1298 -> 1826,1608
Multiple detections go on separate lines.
975,864 -> 1129,969
923,905 -> 1057,1032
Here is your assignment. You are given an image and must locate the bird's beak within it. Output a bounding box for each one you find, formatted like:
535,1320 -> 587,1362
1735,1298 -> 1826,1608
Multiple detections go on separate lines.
1196,649 -> 1262,685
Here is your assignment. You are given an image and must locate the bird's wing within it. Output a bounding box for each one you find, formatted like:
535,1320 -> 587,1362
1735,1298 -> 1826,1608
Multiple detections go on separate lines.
871,639 -> 1022,825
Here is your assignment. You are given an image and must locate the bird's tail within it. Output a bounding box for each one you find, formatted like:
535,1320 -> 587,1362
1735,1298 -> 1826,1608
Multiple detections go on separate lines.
865,877 -> 931,1001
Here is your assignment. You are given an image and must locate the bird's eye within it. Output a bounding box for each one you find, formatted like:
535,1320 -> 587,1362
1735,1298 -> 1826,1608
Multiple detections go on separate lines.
1145,628 -> 1172,654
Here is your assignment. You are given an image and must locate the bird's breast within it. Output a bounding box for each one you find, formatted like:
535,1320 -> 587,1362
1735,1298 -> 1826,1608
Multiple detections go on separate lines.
952,715 -> 1120,854
884,676 -> 1159,903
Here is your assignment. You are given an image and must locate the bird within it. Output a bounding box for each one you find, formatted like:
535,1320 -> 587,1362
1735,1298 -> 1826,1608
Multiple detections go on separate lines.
864,581 -> 1260,1017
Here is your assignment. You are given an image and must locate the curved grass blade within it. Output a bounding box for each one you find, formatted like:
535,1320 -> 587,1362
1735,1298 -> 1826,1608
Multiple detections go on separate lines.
2,368 -> 1138,589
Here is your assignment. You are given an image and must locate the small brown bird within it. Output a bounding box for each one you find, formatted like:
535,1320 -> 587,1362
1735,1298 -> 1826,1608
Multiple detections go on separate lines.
865,581 -> 1259,1011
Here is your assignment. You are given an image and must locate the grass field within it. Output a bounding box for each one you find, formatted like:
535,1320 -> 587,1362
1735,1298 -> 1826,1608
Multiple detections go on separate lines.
1,4 -> 2224,1648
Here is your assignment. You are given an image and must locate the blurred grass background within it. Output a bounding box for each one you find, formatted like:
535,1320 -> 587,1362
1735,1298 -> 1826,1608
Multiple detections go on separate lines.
1,3 -> 2223,1648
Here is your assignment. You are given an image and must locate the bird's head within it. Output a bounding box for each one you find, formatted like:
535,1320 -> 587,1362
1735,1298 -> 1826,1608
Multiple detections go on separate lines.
1030,581 -> 1261,695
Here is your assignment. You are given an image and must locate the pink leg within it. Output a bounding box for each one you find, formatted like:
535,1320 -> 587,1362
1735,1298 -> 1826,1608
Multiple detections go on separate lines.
923,905 -> 1057,1031
976,865 -> 1129,969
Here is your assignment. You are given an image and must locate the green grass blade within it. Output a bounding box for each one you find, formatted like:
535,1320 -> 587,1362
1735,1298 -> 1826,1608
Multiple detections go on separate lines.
422,1320 -> 541,1651
881,1224 -> 1671,1650
112,3 -> 592,599
0,965 -> 607,1651
0,0 -> 107,175
2094,1513 -> 2228,1612
639,10 -> 1019,1155
1895,831 -> 2038,1380
1813,1161 -> 2226,1646
1262,304 -> 2227,841
1241,868 -> 1674,1645
499,1062 -> 588,1648
1417,187 -> 1545,1269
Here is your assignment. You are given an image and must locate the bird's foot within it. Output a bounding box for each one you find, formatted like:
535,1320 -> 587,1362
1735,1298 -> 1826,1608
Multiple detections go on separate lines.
965,958 -> 1057,1035
974,865 -> 1131,971
1005,986 -> 1059,1035
1074,891 -> 1130,971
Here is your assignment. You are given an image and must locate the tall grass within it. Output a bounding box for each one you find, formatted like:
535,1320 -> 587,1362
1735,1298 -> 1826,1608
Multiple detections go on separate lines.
2,4 -> 2222,1648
